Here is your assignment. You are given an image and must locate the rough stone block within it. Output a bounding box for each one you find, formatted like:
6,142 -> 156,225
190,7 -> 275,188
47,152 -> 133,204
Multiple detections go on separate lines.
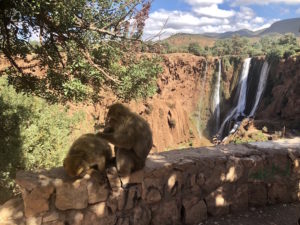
131,205 -> 151,225
205,186 -> 230,217
0,197 -> 24,224
119,170 -> 144,187
86,172 -> 109,204
106,167 -> 122,191
230,184 -> 248,213
55,179 -> 88,210
142,178 -> 162,204
83,211 -> 116,225
88,202 -> 109,218
225,157 -> 244,182
22,185 -> 54,217
182,197 -> 207,225
268,182 -> 291,204
166,172 -> 183,196
25,216 -> 42,225
151,200 -> 181,225
248,182 -> 267,206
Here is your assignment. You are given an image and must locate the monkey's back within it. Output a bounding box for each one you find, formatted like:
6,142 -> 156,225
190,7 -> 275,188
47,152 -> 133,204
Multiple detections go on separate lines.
68,133 -> 112,163
127,113 -> 153,159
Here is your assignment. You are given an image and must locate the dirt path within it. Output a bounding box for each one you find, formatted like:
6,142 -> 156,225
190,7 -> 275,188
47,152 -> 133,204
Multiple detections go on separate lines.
201,203 -> 300,225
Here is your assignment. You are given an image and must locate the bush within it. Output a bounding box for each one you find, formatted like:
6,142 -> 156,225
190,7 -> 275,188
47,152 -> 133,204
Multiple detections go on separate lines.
0,76 -> 84,203
267,47 -> 284,62
113,56 -> 163,100
283,49 -> 295,60
188,42 -> 204,56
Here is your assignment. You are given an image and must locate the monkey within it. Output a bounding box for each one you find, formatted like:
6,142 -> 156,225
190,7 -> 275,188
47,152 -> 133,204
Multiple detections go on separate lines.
97,103 -> 153,175
63,133 -> 113,177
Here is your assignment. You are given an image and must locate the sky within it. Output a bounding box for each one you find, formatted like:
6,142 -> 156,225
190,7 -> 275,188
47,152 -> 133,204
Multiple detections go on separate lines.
143,0 -> 300,40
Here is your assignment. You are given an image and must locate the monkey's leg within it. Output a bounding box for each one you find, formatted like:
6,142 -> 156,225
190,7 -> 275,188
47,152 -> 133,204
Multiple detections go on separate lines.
94,155 -> 106,172
115,148 -> 135,176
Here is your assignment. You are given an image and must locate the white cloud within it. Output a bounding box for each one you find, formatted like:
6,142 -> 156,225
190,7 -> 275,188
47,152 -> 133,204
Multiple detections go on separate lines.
193,4 -> 236,18
253,17 -> 264,23
231,0 -> 300,6
237,6 -> 255,20
296,7 -> 300,13
143,3 -> 276,40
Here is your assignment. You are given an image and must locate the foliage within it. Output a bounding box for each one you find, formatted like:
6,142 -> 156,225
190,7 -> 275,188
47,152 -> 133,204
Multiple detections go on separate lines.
0,0 -> 161,102
232,130 -> 268,144
161,33 -> 299,61
0,76 -> 84,203
265,33 -> 299,62
188,42 -> 205,56
113,56 -> 163,100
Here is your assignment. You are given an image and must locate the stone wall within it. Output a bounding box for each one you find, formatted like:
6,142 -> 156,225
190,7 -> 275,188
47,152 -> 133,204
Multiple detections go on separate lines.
2,138 -> 300,225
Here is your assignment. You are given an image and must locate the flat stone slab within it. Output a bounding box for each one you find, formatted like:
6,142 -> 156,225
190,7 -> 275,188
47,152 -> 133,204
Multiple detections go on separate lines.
247,137 -> 300,150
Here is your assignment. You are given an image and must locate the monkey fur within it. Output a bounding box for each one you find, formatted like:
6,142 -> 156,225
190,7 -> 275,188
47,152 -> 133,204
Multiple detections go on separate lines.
63,133 -> 112,177
97,103 -> 153,175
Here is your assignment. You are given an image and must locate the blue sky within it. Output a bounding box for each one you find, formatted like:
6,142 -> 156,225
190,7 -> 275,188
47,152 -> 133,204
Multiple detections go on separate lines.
143,0 -> 300,40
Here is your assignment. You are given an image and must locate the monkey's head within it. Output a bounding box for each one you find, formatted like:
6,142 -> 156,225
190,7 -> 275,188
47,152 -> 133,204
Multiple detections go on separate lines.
63,156 -> 85,177
105,103 -> 130,129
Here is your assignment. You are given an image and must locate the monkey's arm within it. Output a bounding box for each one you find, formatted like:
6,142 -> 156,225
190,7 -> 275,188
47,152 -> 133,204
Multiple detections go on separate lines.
96,131 -> 134,149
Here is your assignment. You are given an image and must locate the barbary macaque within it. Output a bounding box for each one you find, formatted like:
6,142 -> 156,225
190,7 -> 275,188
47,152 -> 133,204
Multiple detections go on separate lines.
97,103 -> 153,175
63,133 -> 112,177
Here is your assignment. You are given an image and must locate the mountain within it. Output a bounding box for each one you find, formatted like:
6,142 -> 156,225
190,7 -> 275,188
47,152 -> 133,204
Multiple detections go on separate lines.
259,18 -> 300,36
165,18 -> 300,41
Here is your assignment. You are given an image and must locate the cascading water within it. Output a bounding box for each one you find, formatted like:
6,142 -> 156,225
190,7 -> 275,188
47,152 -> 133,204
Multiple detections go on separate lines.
249,61 -> 270,117
213,59 -> 221,132
235,58 -> 251,119
217,58 -> 251,138
197,59 -> 208,137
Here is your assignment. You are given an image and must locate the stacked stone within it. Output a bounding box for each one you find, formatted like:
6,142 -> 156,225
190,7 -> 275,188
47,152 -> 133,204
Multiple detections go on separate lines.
3,139 -> 300,225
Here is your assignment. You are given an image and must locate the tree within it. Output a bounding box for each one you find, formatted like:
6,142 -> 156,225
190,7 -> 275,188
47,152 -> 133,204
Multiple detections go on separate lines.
188,42 -> 204,56
0,0 -> 161,102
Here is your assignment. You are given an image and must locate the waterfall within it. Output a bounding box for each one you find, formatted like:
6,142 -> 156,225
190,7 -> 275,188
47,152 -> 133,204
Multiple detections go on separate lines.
213,59 -> 221,132
197,59 -> 208,137
217,58 -> 251,137
249,61 -> 270,117
235,58 -> 251,119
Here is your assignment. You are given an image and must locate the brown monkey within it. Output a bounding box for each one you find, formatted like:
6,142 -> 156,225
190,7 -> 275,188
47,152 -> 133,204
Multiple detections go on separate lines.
63,133 -> 112,177
97,103 -> 153,175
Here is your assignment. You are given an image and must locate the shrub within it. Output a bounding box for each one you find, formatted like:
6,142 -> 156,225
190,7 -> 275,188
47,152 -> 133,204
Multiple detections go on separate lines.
114,56 -> 163,100
0,76 -> 84,203
188,42 -> 204,56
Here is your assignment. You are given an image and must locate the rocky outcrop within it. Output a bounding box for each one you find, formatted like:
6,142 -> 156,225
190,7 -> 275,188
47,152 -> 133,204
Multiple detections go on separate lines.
1,138 -> 300,225
257,56 -> 300,126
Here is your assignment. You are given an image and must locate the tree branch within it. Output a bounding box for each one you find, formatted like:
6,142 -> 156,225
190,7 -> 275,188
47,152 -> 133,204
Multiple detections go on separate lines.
80,49 -> 121,84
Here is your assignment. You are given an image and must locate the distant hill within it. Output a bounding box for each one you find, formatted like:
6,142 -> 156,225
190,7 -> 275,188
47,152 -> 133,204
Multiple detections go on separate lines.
259,18 -> 300,36
163,18 -> 300,48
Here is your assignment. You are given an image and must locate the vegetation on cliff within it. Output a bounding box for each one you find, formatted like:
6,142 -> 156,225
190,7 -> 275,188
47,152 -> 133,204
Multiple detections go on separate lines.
162,33 -> 300,62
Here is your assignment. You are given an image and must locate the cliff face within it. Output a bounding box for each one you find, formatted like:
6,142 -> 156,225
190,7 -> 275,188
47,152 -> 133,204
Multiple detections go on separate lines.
128,53 -> 216,151
73,54 -> 300,152
2,54 -> 299,152
257,56 -> 300,128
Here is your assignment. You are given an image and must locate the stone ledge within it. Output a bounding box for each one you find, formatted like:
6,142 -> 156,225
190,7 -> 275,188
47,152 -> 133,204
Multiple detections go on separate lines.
2,138 -> 300,225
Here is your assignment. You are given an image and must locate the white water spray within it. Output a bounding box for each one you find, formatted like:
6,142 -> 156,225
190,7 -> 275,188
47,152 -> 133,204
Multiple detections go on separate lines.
217,58 -> 251,137
213,59 -> 221,132
197,59 -> 208,137
249,61 -> 270,117
235,58 -> 251,119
